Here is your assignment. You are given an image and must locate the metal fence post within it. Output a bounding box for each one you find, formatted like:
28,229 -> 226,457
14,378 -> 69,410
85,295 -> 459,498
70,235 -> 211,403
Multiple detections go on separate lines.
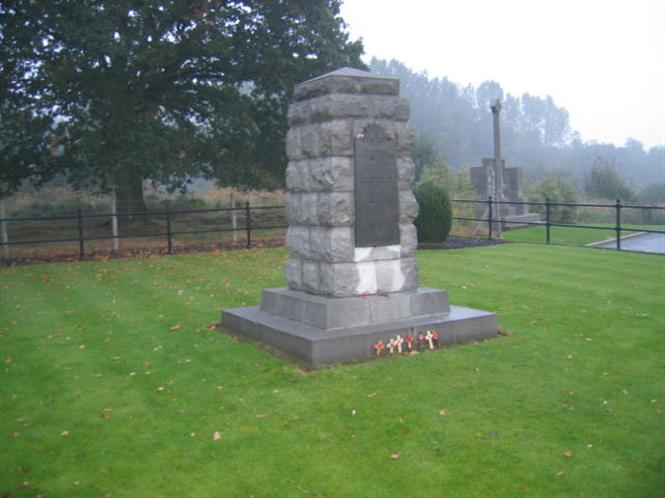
615,199 -> 622,251
487,195 -> 493,240
245,201 -> 251,248
77,208 -> 85,260
111,189 -> 119,253
166,205 -> 173,255
0,198 -> 9,259
545,197 -> 551,245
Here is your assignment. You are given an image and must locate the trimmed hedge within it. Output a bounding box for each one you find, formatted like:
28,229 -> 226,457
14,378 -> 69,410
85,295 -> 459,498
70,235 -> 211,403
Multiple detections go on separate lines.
414,182 -> 453,243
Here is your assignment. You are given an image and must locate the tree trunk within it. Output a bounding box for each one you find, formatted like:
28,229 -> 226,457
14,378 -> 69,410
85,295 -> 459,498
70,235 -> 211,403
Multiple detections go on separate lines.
115,177 -> 146,219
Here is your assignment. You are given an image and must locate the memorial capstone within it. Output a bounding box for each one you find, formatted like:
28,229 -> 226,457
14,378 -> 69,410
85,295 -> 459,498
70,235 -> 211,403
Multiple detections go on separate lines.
222,67 -> 497,365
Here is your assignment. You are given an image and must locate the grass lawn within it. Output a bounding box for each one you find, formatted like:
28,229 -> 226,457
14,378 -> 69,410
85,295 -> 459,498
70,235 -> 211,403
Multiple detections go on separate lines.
503,224 -> 664,247
1,245 -> 664,497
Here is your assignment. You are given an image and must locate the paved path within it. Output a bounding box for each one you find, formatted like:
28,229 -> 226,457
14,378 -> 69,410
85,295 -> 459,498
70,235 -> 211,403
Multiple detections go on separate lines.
595,232 -> 665,254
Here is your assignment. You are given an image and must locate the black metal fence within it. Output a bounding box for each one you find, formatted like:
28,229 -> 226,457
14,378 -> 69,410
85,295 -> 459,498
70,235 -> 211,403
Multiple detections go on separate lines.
2,197 -> 664,262
0,202 -> 286,261
452,196 -> 665,250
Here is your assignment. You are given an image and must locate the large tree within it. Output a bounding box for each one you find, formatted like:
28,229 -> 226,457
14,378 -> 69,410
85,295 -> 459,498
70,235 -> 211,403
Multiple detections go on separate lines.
0,1 -> 364,210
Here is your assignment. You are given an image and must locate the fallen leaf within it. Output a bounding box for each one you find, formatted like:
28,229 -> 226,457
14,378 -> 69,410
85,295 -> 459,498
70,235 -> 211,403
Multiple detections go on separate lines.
563,451 -> 573,458
60,430 -> 70,437
555,470 -> 564,477
438,409 -> 448,416
389,452 -> 401,460
255,413 -> 267,419
17,481 -> 30,488
212,431 -> 222,441
3,358 -> 11,365
170,324 -> 181,331
565,355 -> 574,360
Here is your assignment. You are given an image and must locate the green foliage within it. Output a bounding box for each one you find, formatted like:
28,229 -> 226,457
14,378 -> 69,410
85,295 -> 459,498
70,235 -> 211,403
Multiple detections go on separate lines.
0,1 -> 364,197
584,157 -> 635,201
526,174 -> 579,223
411,134 -> 443,182
412,135 -> 475,200
414,182 -> 453,242
638,182 -> 665,204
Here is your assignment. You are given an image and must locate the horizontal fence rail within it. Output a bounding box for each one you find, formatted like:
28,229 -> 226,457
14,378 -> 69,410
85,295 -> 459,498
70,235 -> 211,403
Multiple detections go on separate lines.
451,197 -> 665,249
0,201 -> 286,261
0,197 -> 663,262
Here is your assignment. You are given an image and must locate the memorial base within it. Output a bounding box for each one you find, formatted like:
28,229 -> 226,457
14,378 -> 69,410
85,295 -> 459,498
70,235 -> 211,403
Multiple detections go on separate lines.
222,288 -> 497,366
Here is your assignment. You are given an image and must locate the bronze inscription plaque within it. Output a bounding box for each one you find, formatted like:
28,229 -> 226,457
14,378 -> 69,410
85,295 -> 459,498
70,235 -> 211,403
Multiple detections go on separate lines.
354,124 -> 400,247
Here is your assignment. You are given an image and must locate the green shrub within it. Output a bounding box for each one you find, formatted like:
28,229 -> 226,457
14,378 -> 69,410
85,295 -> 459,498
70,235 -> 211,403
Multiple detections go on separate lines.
414,182 -> 453,243
526,174 -> 579,223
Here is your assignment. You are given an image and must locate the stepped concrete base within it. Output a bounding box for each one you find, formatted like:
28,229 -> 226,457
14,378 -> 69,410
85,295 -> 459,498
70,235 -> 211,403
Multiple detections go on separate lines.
222,288 -> 497,365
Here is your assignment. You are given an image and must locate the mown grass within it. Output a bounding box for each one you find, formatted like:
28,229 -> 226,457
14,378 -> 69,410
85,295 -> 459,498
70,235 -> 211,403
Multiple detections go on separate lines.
503,224 -> 664,247
1,245 -> 664,497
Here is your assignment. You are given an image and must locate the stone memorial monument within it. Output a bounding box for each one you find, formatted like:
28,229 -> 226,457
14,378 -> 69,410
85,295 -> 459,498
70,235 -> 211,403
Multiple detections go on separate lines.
471,159 -> 541,225
222,68 -> 497,365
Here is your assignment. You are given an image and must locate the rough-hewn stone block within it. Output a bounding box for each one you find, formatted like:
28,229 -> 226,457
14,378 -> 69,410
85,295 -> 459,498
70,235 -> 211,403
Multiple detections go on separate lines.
319,120 -> 353,156
286,127 -> 301,160
300,193 -> 319,225
397,156 -> 415,189
309,227 -> 354,262
318,192 -> 354,226
302,260 -> 321,293
286,194 -> 301,225
394,122 -> 415,151
299,124 -> 321,158
400,224 -> 418,258
303,94 -> 409,124
375,259 -> 407,293
285,159 -> 309,192
285,257 -> 303,291
399,258 -> 419,291
399,190 -> 419,223
309,156 -> 354,192
286,226 -> 311,259
287,100 -> 310,126
319,261 -> 379,297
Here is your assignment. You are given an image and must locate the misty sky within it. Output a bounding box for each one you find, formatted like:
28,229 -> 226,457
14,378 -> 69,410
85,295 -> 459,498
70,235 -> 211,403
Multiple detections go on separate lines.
340,0 -> 665,149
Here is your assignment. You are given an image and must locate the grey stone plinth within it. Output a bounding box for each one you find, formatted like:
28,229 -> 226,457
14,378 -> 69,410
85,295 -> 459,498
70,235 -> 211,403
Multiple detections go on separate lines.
259,287 -> 449,330
222,301 -> 497,366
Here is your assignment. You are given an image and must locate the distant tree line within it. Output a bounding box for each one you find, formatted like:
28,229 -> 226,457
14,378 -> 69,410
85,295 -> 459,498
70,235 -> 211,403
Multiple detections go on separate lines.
371,58 -> 665,202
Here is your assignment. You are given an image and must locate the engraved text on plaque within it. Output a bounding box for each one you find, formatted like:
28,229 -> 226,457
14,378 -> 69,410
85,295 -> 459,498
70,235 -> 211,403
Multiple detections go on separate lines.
354,124 -> 400,247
